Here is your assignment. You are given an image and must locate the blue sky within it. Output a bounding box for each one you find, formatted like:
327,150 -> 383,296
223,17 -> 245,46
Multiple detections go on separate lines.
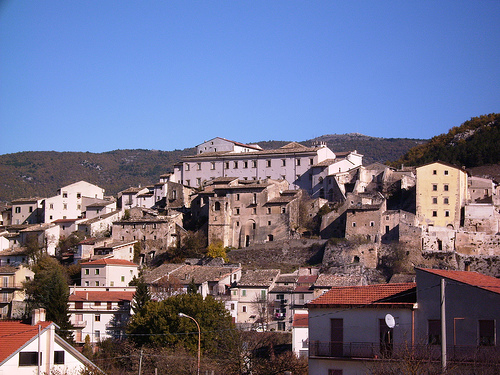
1,1 -> 499,154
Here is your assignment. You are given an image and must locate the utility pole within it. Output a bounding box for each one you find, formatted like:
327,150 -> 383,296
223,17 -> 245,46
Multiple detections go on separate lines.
138,348 -> 143,375
441,278 -> 447,373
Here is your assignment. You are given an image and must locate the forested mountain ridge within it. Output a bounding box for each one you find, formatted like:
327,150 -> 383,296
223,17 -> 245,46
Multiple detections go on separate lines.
392,113 -> 500,169
0,135 -> 423,202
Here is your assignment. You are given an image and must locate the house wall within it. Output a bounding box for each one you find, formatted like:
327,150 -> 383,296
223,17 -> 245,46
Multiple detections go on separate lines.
44,181 -> 104,223
416,163 -> 467,229
455,231 -> 500,256
415,269 -> 500,348
463,204 -> 498,234
81,264 -> 138,287
11,199 -> 44,225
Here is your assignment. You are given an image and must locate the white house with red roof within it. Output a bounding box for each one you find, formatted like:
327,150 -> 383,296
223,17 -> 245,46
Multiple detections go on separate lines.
307,268 -> 500,374
81,258 -> 138,287
69,287 -> 136,344
0,309 -> 99,374
292,313 -> 309,358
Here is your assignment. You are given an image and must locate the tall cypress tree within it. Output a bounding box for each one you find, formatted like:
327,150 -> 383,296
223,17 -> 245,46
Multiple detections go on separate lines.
25,255 -> 74,341
131,276 -> 151,315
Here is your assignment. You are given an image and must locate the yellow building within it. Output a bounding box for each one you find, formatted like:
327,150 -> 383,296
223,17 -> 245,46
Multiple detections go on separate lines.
416,161 -> 467,229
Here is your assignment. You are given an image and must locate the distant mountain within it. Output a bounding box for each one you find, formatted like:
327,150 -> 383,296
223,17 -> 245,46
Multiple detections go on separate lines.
392,113 -> 500,169
0,135 -> 424,203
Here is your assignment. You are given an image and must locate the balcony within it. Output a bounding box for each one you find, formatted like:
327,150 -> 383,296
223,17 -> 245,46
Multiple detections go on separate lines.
309,341 -> 500,363
73,321 -> 87,328
274,313 -> 286,320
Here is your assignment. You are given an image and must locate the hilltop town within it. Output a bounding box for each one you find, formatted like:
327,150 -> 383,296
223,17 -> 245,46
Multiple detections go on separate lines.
1,134 -> 500,374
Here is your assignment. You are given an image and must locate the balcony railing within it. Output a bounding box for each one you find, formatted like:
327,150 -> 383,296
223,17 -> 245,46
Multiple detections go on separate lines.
73,321 -> 87,328
309,341 -> 500,362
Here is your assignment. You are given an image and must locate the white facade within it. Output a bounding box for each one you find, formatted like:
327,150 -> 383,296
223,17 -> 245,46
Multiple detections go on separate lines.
172,138 -> 362,197
0,315 -> 97,374
81,259 -> 138,287
44,181 -> 105,223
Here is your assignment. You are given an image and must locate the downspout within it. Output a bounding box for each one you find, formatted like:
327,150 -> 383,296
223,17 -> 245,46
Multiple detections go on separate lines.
37,324 -> 41,375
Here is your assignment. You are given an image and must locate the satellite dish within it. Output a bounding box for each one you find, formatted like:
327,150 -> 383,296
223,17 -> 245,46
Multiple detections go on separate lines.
385,314 -> 396,328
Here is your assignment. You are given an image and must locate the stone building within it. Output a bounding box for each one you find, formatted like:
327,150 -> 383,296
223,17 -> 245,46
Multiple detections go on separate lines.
111,207 -> 184,262
191,178 -> 301,248
172,137 -> 362,198
416,161 -> 467,229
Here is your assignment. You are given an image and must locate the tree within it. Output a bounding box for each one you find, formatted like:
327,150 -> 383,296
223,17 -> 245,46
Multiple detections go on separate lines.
25,255 -> 73,341
206,240 -> 229,262
126,293 -> 234,355
131,276 -> 151,315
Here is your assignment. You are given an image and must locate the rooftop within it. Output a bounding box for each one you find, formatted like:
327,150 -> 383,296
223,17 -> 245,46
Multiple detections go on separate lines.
417,268 -> 500,295
237,269 -> 280,287
0,321 -> 53,364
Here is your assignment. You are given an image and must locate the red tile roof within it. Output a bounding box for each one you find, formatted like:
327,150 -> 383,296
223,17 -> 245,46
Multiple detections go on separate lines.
0,321 -> 52,364
69,291 -> 135,302
81,259 -> 137,266
292,314 -> 308,328
417,268 -> 500,295
308,282 -> 416,307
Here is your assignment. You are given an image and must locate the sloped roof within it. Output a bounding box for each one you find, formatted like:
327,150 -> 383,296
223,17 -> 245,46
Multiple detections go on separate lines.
417,268 -> 500,295
0,321 -> 52,364
169,264 -> 240,284
143,263 -> 186,284
308,282 -> 416,308
237,269 -> 280,287
313,273 -> 365,288
69,290 -> 135,302
81,259 -> 137,267
292,313 -> 308,328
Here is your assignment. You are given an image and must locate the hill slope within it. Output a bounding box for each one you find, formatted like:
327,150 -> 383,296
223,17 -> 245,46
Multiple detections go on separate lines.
392,113 -> 500,168
0,135 -> 423,202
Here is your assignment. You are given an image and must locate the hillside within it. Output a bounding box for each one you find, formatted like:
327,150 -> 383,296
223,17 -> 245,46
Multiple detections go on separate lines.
392,113 -> 500,169
0,135 -> 423,202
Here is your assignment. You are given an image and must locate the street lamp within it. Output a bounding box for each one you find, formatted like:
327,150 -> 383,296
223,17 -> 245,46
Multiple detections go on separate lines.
179,312 -> 201,375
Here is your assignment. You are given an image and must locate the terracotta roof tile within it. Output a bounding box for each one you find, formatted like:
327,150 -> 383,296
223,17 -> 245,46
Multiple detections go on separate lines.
308,282 -> 416,307
69,291 -> 135,302
292,313 -> 308,328
0,321 -> 52,364
418,268 -> 500,295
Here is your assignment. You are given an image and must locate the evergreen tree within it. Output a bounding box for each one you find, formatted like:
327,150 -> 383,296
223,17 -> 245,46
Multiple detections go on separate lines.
131,276 -> 151,315
25,255 -> 73,341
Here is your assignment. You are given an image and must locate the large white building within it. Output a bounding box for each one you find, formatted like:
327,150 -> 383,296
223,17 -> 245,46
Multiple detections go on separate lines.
44,181 -> 105,223
172,138 -> 363,198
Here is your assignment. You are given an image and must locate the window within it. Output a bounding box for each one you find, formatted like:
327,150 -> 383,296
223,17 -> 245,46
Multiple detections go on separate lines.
433,170 -> 437,175
252,160 -> 257,168
236,193 -> 240,201
230,303 -> 235,310
62,192 -> 68,198
444,184 -> 449,191
267,207 -> 271,214
234,161 -> 238,169
243,161 -> 248,168
95,269 -> 100,275
197,163 -> 201,170
235,208 -> 240,215
214,202 -> 221,211
95,281 -> 99,286
370,221 -> 375,227
236,221 -> 240,227
121,276 -> 125,282
352,222 -> 356,227
95,315 -> 101,322
268,234 -> 274,241
479,320 -> 495,346
225,162 -> 230,169
29,206 -> 33,213
444,197 -> 449,204
185,164 -> 190,171
296,159 -> 301,166
19,352 -> 40,366
428,320 -> 441,345
77,193 -> 81,198
211,162 -> 215,170
95,330 -> 100,339
54,351 -> 65,365
63,203 -> 67,210
242,290 -> 247,297
15,207 -> 21,213
75,301 -> 83,309
432,184 -> 438,191
49,203 -> 54,209
281,207 -> 286,213
432,197 -> 438,204
252,222 -> 256,229
268,221 -> 271,226
85,269 -> 89,275
242,305 -> 247,313
95,302 -> 101,306
309,158 -> 314,165
196,178 -> 201,186
445,210 -> 450,217
444,170 -> 449,175
266,160 -> 271,167
282,159 -> 286,166
432,211 -> 438,217
186,179 -> 190,186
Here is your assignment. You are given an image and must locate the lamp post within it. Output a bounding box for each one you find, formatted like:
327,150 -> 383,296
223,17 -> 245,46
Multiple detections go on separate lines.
179,312 -> 201,375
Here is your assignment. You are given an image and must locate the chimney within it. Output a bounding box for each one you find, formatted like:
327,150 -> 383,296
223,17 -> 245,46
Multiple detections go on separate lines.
31,308 -> 46,325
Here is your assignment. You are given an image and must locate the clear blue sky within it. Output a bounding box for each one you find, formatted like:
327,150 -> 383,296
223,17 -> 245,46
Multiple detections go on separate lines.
1,1 -> 499,154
